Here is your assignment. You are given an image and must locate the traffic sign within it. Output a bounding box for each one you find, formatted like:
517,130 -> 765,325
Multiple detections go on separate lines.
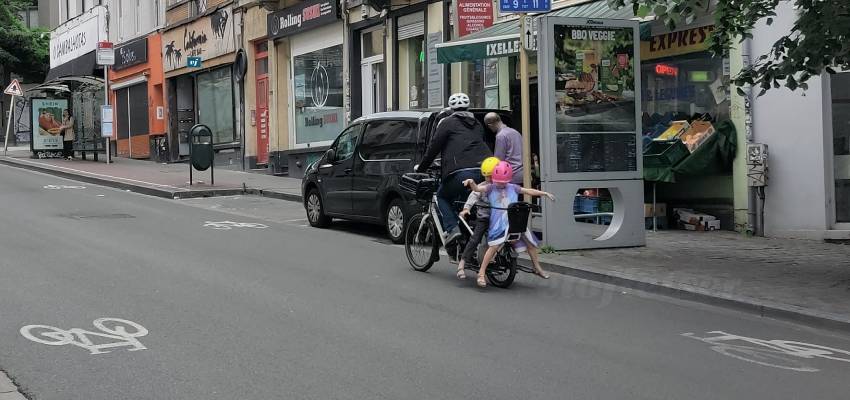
500,0 -> 550,13
523,16 -> 537,50
187,57 -> 202,68
97,41 -> 115,65
3,79 -> 23,97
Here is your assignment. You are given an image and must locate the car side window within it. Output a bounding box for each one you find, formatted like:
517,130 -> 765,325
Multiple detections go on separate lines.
333,125 -> 360,162
360,120 -> 417,161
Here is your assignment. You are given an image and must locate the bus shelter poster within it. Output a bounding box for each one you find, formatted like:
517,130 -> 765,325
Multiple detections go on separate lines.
31,99 -> 67,151
553,24 -> 638,173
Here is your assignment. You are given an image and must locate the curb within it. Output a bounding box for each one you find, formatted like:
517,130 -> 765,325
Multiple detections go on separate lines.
518,257 -> 850,333
0,371 -> 27,400
0,157 -> 304,203
4,156 -> 848,333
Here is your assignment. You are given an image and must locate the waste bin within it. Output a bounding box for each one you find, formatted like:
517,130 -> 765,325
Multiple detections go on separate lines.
189,124 -> 214,185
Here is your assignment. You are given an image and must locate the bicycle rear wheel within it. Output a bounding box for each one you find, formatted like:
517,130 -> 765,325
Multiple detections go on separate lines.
405,213 -> 439,272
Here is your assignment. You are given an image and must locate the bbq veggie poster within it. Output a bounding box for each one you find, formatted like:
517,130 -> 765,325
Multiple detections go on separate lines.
553,25 -> 636,134
32,99 -> 67,150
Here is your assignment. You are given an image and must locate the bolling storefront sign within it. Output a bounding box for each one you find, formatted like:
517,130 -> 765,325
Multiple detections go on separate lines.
641,25 -> 715,60
162,7 -> 236,72
267,0 -> 340,40
49,6 -> 107,69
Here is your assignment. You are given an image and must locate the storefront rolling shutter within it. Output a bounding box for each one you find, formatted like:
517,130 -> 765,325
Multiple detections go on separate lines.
397,13 -> 424,41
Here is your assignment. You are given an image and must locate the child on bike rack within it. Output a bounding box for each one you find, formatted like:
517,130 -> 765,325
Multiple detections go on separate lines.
456,157 -> 501,280
464,161 -> 555,288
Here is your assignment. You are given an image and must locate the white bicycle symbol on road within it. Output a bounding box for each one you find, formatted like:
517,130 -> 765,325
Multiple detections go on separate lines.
683,331 -> 850,372
203,221 -> 269,230
20,318 -> 148,355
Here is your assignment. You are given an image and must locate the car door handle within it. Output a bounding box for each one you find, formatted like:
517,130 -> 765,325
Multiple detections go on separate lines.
344,168 -> 352,175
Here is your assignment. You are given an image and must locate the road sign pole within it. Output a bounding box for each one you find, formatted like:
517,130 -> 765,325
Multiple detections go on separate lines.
104,64 -> 110,165
3,95 -> 16,156
520,14 -> 532,202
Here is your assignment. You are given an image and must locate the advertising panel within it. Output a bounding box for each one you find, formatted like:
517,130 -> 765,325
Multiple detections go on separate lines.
553,23 -> 638,174
31,99 -> 68,151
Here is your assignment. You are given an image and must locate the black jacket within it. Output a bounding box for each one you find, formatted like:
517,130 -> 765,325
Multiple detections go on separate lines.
417,111 -> 492,178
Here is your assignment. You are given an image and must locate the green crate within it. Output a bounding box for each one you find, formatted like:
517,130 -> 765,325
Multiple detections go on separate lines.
643,140 -> 689,168
599,199 -> 613,213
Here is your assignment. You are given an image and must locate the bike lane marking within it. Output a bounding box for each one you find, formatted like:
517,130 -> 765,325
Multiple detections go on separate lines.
20,318 -> 148,355
203,221 -> 269,230
682,330 -> 850,372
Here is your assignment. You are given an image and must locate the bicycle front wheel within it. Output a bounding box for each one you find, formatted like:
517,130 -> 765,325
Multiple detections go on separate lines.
405,213 -> 439,272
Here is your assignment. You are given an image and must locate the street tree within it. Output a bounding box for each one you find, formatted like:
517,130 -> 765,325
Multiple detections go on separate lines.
607,0 -> 850,95
0,0 -> 49,84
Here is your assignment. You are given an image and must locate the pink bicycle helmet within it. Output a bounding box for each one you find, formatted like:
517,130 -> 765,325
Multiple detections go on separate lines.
491,161 -> 513,184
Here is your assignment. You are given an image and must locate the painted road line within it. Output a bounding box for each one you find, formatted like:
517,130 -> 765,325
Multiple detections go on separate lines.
10,158 -> 185,190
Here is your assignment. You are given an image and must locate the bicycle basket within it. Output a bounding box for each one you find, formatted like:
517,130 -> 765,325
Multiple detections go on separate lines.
506,202 -> 533,237
400,173 -> 438,200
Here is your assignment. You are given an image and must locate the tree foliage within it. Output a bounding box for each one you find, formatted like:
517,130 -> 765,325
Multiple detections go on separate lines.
607,0 -> 850,95
0,0 -> 49,84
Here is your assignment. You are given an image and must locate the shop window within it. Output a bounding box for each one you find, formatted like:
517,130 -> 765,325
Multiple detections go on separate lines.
362,29 -> 384,59
293,44 -> 345,145
466,59 -> 499,108
640,52 -> 730,124
197,66 -> 236,144
832,72 -> 850,223
397,12 -> 425,110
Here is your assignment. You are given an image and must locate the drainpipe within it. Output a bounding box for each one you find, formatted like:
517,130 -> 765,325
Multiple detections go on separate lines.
742,37 -> 762,236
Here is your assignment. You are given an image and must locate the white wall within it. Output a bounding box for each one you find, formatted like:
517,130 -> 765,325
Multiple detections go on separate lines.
750,1 -> 832,239
106,0 -> 165,44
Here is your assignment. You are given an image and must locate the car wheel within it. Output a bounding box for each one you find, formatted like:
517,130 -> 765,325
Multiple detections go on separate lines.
306,189 -> 331,228
386,198 -> 407,244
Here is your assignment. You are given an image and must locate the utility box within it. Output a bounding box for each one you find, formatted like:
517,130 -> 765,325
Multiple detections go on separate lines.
747,143 -> 768,187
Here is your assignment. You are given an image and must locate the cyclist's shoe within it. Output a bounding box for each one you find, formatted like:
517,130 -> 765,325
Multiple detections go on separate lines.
446,242 -> 459,263
446,228 -> 462,246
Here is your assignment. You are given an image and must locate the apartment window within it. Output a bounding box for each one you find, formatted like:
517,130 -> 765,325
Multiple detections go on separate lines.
189,0 -> 208,18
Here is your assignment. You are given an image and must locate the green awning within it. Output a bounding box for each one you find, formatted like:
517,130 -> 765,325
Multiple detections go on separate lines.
644,121 -> 738,183
436,0 -> 649,64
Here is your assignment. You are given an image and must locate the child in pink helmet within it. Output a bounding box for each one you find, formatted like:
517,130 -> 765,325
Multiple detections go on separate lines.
464,161 -> 555,288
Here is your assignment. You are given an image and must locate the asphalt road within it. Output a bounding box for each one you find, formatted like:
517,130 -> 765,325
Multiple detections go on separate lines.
1,164 -> 849,400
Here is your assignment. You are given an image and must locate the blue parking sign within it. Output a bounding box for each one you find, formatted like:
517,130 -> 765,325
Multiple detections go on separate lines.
187,57 -> 202,68
500,0 -> 550,12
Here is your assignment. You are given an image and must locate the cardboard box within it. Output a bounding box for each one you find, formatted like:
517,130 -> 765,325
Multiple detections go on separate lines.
683,220 -> 721,231
654,121 -> 691,141
644,203 -> 667,217
674,208 -> 717,225
680,120 -> 716,152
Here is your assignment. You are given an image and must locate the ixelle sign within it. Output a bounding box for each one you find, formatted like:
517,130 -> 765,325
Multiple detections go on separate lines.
267,0 -> 340,40
49,6 -> 107,69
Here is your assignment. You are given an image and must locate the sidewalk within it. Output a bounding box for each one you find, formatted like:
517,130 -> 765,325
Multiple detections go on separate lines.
525,231 -> 850,332
2,149 -> 849,332
0,148 -> 302,201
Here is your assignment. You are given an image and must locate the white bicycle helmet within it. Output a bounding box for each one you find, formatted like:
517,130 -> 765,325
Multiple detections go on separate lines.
447,93 -> 471,110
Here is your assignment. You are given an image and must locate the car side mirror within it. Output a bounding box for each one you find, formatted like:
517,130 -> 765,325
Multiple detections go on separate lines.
325,148 -> 336,162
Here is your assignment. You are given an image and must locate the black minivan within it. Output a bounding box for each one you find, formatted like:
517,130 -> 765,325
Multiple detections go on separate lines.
301,109 -> 511,243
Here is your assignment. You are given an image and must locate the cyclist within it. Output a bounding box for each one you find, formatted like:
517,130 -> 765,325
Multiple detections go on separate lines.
416,93 -> 492,255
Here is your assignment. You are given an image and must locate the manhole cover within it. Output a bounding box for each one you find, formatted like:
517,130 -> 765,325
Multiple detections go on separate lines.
69,214 -> 136,220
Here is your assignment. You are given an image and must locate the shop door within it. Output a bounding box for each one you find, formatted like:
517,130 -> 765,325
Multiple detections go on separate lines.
361,59 -> 385,116
256,77 -> 270,164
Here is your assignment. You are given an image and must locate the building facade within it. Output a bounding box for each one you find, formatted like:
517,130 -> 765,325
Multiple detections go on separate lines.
107,0 -> 167,159
162,0 -> 242,165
